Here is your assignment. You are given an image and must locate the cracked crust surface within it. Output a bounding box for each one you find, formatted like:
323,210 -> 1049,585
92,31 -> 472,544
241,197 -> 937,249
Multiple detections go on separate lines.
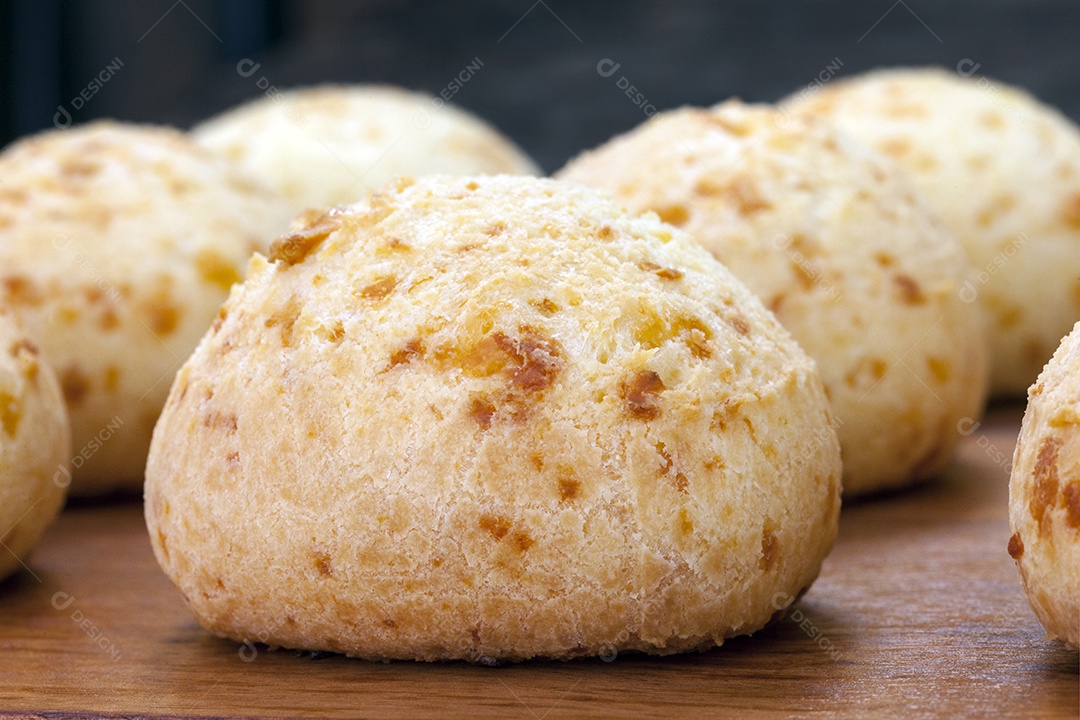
145,175 -> 841,661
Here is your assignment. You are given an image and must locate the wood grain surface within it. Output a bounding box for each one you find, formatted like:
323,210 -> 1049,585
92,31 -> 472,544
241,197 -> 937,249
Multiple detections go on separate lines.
0,404 -> 1076,719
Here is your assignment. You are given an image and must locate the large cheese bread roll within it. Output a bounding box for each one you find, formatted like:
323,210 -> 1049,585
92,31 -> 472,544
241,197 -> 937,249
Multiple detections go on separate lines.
0,122 -> 292,494
559,102 -> 988,497
194,85 -> 539,213
0,309 -> 70,581
145,175 -> 841,661
1009,322 -> 1080,647
785,67 -> 1080,396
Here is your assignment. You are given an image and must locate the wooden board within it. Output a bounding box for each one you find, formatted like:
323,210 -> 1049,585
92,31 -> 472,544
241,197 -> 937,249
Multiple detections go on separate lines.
0,404 -> 1077,719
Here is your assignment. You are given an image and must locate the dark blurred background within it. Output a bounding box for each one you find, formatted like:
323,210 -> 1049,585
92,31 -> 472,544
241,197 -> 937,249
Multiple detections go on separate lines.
2,0 -> 1079,172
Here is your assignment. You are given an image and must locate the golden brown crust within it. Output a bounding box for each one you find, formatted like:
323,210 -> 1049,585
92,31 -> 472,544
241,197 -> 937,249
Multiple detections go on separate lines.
559,101 -> 989,496
1010,322 -> 1080,647
785,67 -> 1080,397
0,121 -> 292,494
0,309 -> 71,580
145,175 -> 841,661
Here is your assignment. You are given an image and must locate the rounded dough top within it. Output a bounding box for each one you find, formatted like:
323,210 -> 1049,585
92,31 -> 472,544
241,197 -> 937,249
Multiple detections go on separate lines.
0,309 -> 70,580
1009,321 -> 1080,647
0,121 -> 292,493
559,101 -> 988,495
784,67 -> 1080,396
146,174 -> 841,661
194,84 -> 540,213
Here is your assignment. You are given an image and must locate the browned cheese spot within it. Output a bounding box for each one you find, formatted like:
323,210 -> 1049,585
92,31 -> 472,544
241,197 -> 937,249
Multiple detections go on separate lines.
760,526 -> 779,571
894,274 -> 926,305
359,275 -> 399,301
270,213 -> 341,266
842,358 -> 885,390
2,275 -> 43,306
313,551 -> 333,577
790,261 -> 817,292
1063,483 -> 1080,529
679,508 -> 693,535
11,340 -> 39,382
725,178 -> 771,215
879,138 -> 912,157
975,194 -> 1017,228
655,441 -> 689,493
512,531 -> 534,553
597,225 -> 614,240
1030,437 -> 1062,529
980,111 -> 1006,129
727,312 -> 750,336
622,370 -> 665,420
1007,532 -> 1024,559
558,475 -> 581,502
479,514 -> 511,541
376,237 -> 412,257
60,366 -> 90,407
530,298 -> 560,317
386,338 -> 425,370
60,159 -> 101,179
211,306 -> 228,333
0,390 -> 21,436
492,329 -> 564,393
265,296 -> 302,347
1061,193 -> 1080,229
927,357 -> 951,383
639,261 -> 684,281
203,411 -> 238,432
655,204 -> 690,226
97,307 -> 119,330
635,310 -> 714,358
323,321 -> 345,343
195,249 -> 242,291
144,287 -> 182,336
103,366 -> 121,393
470,395 -> 496,430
